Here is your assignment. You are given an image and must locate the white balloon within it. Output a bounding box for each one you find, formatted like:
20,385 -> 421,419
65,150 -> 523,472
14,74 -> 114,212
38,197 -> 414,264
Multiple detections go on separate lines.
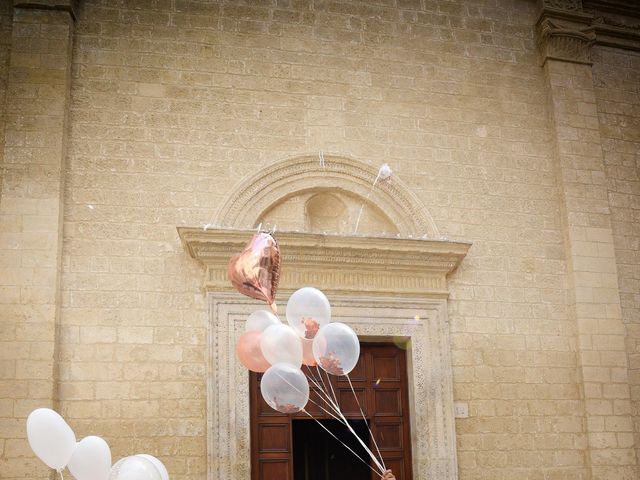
260,324 -> 303,367
313,322 -> 360,376
136,455 -> 168,480
261,363 -> 309,414
245,310 -> 280,333
26,408 -> 77,470
109,456 -> 161,480
69,436 -> 111,480
286,287 -> 331,339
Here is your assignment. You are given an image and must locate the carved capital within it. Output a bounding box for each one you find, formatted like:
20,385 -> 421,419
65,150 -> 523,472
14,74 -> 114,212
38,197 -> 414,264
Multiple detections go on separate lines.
13,0 -> 77,20
537,18 -> 596,64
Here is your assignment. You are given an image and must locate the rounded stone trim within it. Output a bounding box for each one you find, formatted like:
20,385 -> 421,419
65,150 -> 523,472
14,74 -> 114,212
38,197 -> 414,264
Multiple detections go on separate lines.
215,155 -> 440,237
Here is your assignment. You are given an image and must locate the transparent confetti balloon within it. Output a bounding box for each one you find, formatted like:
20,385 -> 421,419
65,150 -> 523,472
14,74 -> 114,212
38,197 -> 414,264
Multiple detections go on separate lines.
260,363 -> 309,414
245,310 -> 280,333
286,287 -> 331,339
260,324 -> 303,367
301,338 -> 317,367
313,322 -> 360,376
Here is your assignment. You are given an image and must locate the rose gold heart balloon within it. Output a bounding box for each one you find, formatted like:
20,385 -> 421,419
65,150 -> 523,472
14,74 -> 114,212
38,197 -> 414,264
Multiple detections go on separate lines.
228,232 -> 281,313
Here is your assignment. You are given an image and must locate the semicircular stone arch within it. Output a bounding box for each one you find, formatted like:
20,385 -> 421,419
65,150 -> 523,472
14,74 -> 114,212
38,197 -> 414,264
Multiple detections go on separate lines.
215,155 -> 440,237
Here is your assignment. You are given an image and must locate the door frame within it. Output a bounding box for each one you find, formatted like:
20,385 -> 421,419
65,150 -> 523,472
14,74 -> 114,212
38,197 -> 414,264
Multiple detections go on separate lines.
206,292 -> 459,480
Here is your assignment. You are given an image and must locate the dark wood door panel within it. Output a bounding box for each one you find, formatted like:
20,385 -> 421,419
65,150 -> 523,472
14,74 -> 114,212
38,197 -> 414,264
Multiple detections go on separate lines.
258,459 -> 291,480
258,423 -> 290,453
250,343 -> 412,480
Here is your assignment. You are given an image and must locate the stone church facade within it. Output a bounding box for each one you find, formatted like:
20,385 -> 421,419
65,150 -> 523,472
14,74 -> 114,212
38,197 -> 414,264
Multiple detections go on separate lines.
0,0 -> 639,479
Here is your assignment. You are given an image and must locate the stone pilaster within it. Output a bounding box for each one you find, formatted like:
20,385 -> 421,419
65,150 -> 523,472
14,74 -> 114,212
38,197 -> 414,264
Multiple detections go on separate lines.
0,2 -> 74,478
538,1 -> 638,479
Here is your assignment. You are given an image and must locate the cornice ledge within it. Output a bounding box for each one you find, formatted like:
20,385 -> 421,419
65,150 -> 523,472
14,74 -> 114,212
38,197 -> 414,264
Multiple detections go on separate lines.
592,17 -> 640,51
13,0 -> 77,20
537,0 -> 640,54
178,227 -> 471,299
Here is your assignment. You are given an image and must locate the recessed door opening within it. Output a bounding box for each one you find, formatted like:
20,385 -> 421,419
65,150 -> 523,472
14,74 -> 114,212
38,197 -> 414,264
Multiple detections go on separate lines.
293,419 -> 371,480
251,343 -> 412,479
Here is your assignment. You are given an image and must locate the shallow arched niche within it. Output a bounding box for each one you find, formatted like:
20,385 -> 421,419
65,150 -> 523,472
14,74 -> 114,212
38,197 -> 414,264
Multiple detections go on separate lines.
259,188 -> 399,236
215,155 -> 439,237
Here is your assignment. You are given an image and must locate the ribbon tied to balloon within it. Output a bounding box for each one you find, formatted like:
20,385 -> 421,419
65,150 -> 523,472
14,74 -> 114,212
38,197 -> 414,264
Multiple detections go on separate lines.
228,232 -> 281,313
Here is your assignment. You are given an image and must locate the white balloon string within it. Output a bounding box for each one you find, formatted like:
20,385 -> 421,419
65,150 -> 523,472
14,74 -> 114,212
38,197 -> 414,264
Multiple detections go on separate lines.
323,368 -> 340,407
272,370 -> 342,422
301,409 -> 384,478
315,365 -> 332,399
313,369 -> 385,474
330,398 -> 386,474
305,367 -> 342,414
353,169 -> 382,234
304,367 -> 344,418
346,373 -> 386,471
299,368 -> 347,423
299,368 -> 385,474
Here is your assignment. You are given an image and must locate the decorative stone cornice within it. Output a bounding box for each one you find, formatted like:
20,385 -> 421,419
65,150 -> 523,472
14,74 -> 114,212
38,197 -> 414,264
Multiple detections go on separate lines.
592,16 -> 640,51
178,227 -> 470,299
13,0 -> 77,20
537,0 -> 640,57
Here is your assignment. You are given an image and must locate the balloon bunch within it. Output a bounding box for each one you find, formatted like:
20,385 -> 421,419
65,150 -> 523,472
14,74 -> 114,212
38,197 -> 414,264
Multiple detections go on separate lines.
230,232 -> 388,477
26,408 -> 169,480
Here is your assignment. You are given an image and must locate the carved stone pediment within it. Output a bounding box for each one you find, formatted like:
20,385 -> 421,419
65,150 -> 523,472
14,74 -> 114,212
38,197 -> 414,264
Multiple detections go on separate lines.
178,227 -> 470,299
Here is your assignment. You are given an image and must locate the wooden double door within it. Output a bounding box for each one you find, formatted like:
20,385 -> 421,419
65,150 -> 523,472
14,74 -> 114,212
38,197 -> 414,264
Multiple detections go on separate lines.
250,343 -> 413,480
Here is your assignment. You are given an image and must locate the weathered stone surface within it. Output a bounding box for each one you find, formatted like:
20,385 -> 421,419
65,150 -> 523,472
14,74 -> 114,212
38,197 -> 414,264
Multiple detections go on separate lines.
0,1 -> 638,479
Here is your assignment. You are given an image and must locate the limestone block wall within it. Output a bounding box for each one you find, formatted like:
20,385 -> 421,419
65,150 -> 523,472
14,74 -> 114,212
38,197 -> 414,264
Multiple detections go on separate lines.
60,1 -> 582,479
592,44 -> 640,473
0,2 -> 74,478
0,1 -> 638,480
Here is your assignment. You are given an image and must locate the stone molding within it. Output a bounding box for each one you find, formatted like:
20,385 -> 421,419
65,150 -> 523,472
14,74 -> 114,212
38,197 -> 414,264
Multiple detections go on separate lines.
214,155 -> 440,238
177,227 -> 470,300
208,293 -> 460,480
536,0 -> 640,58
13,0 -> 77,20
592,16 -> 640,51
542,0 -> 584,12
